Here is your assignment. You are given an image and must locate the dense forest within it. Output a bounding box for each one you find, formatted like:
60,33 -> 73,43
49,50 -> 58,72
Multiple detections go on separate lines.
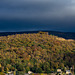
0,32 -> 75,73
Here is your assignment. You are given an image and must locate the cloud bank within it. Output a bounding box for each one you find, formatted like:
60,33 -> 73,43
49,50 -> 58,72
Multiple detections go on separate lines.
0,0 -> 75,32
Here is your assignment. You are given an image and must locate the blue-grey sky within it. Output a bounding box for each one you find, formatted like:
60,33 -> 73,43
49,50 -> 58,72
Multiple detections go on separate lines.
0,0 -> 75,32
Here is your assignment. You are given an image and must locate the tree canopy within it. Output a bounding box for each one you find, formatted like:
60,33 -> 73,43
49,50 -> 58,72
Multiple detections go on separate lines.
0,32 -> 75,73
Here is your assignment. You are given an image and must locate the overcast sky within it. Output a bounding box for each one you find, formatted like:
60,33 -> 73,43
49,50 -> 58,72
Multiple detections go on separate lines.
0,0 -> 75,32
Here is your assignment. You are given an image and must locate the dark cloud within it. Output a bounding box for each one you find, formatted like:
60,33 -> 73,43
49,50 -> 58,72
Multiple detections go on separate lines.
0,0 -> 73,19
0,0 -> 75,32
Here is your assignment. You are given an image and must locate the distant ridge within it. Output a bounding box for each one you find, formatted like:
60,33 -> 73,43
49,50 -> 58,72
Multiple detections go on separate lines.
0,30 -> 75,39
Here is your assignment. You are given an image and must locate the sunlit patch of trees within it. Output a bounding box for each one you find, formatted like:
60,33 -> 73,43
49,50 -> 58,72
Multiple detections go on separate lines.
0,32 -> 75,73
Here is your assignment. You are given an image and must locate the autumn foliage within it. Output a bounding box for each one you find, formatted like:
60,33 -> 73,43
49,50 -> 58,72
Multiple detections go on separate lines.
0,32 -> 75,73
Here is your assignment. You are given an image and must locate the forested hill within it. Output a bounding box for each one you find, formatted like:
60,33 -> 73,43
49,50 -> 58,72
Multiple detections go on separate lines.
0,31 -> 75,39
0,32 -> 75,73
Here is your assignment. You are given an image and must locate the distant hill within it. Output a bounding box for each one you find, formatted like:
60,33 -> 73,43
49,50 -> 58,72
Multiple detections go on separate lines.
0,30 -> 75,39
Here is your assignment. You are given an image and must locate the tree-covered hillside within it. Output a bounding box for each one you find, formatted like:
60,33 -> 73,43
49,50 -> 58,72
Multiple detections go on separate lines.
0,32 -> 75,73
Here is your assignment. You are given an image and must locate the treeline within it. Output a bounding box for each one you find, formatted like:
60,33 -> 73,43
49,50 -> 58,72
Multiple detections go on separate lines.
0,32 -> 75,73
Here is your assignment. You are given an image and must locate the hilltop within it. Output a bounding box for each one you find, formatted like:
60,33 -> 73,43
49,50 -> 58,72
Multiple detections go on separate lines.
0,32 -> 75,73
0,30 -> 75,39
